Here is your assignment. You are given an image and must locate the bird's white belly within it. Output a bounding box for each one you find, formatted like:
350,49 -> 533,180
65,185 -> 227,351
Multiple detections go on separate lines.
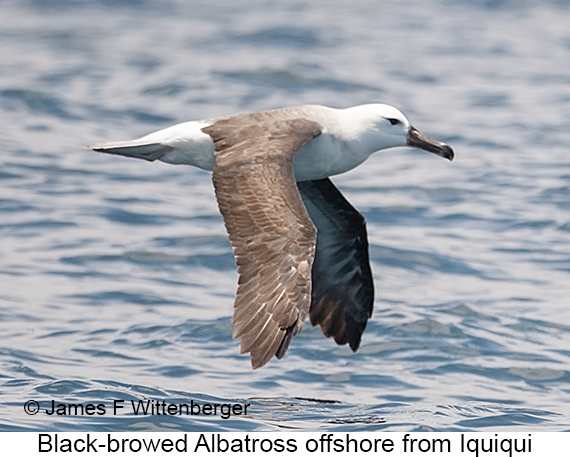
158,124 -> 364,182
293,133 -> 364,182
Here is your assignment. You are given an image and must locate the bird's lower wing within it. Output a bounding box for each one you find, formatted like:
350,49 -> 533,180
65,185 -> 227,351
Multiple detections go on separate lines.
298,178 -> 374,352
203,114 -> 322,369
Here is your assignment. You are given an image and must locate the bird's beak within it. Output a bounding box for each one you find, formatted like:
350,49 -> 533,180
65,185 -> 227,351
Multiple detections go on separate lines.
407,126 -> 454,161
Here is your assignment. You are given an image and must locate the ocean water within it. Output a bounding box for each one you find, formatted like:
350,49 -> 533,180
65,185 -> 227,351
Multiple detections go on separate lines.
1,0 -> 570,432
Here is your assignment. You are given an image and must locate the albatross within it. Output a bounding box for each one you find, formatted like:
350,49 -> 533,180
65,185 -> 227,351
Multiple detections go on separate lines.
89,104 -> 454,369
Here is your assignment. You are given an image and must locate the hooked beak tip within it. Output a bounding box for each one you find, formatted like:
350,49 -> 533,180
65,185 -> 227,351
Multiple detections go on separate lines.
442,145 -> 454,162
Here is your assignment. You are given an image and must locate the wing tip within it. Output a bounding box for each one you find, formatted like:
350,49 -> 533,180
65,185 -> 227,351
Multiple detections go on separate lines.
241,322 -> 299,369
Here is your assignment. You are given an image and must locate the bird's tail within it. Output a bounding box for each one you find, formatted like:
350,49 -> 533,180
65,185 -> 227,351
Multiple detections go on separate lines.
87,140 -> 173,162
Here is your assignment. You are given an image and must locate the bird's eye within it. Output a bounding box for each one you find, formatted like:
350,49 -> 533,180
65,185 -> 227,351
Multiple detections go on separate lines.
387,118 -> 401,126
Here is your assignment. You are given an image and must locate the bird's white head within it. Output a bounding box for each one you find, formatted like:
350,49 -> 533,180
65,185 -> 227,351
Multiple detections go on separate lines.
343,104 -> 454,161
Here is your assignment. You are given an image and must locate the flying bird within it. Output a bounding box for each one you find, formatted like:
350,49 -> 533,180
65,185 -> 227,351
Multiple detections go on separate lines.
89,104 -> 454,369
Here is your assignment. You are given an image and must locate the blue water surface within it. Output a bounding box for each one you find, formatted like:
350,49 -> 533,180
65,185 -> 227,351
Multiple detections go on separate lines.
1,0 -> 570,431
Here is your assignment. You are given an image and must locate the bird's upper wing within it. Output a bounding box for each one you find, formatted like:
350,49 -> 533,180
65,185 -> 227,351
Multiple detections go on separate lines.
297,178 -> 374,351
202,113 -> 323,369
